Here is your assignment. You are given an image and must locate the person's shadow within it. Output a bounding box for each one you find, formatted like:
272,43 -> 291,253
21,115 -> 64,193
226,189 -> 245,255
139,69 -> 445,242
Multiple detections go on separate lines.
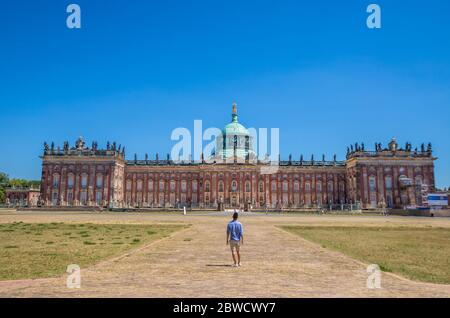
205,264 -> 233,267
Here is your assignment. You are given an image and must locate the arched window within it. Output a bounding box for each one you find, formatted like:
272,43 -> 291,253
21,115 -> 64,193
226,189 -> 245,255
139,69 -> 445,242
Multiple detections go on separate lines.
96,174 -> 103,189
415,175 -> 423,186
170,180 -> 176,192
126,179 -> 132,191
259,181 -> 264,192
67,174 -> 74,189
148,180 -> 154,191
305,182 -> 311,192
218,181 -> 224,192
231,181 -> 237,192
385,176 -> 392,190
137,179 -> 143,191
327,181 -> 333,193
192,180 -> 198,192
159,180 -> 165,191
282,180 -> 288,192
316,181 -> 322,192
245,181 -> 251,192
181,180 -> 187,192
271,182 -> 276,191
369,176 -> 376,192
53,174 -> 60,188
81,174 -> 88,189
294,181 -> 299,192
204,181 -> 210,192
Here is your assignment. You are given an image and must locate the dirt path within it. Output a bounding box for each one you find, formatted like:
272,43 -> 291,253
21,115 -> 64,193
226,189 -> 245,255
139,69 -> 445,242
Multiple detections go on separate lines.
0,211 -> 449,297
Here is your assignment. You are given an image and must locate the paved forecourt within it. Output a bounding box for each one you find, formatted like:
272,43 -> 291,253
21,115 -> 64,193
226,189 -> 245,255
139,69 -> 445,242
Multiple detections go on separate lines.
0,210 -> 450,297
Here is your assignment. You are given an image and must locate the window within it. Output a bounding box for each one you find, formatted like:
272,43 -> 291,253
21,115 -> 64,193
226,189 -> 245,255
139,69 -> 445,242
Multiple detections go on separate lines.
316,181 -> 322,192
67,174 -> 74,189
259,181 -> 264,192
218,181 -> 224,192
415,176 -> 423,186
81,175 -> 88,189
80,191 -> 87,205
305,182 -> 311,192
52,192 -> 58,206
96,192 -> 102,205
170,180 -> 176,192
385,176 -> 392,190
148,180 -> 153,191
67,192 -> 73,205
271,182 -> 276,191
53,174 -> 60,188
245,181 -> 251,192
231,181 -> 237,192
159,180 -> 165,191
96,175 -> 103,189
192,180 -> 198,192
181,180 -> 187,192
126,180 -> 132,191
137,179 -> 143,191
369,176 -> 376,192
327,182 -> 333,193
282,181 -> 288,192
205,181 -> 210,192
294,181 -> 299,192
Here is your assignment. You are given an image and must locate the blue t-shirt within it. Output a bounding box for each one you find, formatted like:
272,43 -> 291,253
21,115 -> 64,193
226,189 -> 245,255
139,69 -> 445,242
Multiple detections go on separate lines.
227,220 -> 243,241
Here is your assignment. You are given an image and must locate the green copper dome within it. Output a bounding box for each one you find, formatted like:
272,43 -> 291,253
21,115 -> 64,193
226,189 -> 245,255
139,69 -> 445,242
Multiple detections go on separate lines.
221,102 -> 249,135
214,103 -> 257,162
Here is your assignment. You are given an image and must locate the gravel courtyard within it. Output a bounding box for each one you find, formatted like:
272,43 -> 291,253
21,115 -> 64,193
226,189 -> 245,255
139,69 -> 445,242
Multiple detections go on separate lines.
0,210 -> 449,298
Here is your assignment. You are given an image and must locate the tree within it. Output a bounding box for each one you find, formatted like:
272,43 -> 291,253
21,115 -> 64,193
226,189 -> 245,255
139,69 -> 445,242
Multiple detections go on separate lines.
0,172 -> 9,204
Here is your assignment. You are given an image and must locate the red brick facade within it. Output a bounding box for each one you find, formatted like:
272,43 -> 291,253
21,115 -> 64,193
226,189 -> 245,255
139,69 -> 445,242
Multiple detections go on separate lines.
39,137 -> 436,210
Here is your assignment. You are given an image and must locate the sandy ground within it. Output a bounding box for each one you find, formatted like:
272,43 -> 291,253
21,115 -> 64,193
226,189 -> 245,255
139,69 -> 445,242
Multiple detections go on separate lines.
0,209 -> 449,298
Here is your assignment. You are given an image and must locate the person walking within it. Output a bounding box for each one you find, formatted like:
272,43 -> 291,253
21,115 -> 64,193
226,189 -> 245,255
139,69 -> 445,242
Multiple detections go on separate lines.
226,212 -> 244,267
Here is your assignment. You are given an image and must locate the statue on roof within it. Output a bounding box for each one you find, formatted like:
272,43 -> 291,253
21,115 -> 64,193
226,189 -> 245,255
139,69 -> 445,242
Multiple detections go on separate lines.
75,136 -> 85,150
388,138 -> 398,152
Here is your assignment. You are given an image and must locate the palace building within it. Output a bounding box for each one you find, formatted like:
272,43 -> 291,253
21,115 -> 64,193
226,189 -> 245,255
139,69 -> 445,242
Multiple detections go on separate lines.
39,104 -> 436,210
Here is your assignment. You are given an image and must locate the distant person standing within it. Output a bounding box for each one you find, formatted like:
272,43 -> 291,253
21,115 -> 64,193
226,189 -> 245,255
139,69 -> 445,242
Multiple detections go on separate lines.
227,212 -> 244,267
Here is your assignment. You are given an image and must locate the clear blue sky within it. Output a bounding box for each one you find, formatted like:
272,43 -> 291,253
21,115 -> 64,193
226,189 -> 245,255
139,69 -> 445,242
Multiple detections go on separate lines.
0,0 -> 449,188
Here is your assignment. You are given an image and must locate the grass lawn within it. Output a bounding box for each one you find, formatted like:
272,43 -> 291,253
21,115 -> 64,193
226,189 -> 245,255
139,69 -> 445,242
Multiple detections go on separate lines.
0,222 -> 186,280
281,225 -> 450,284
